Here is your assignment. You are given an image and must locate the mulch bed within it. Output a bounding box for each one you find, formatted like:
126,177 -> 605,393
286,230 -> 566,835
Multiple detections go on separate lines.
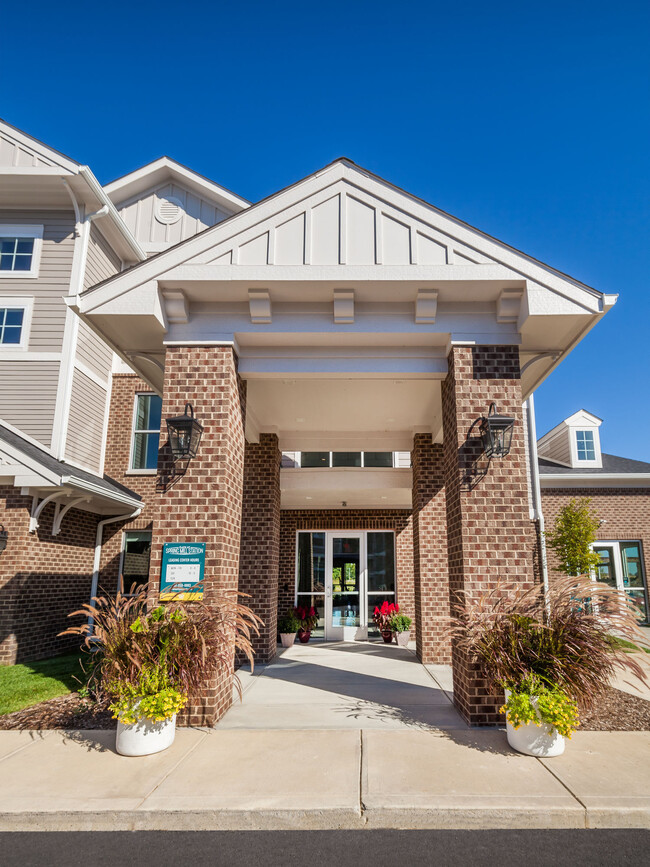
0,693 -> 116,731
0,685 -> 649,731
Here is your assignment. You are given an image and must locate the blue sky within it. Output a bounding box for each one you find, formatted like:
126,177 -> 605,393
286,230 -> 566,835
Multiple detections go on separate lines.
2,1 -> 648,457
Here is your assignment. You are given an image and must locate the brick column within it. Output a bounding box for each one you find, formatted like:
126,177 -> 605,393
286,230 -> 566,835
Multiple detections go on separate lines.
442,345 -> 534,725
238,433 -> 281,663
149,345 -> 246,726
411,436 -> 451,664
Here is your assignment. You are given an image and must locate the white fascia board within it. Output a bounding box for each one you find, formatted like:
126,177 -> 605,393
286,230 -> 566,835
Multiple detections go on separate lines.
0,118 -> 80,172
564,409 -> 603,426
77,167 -> 146,263
281,467 -> 412,493
61,473 -> 142,509
104,156 -> 250,212
0,443 -> 60,487
540,473 -> 650,488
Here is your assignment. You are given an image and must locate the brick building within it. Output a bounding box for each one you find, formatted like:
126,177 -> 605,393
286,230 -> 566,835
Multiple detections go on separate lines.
1,119 -> 648,727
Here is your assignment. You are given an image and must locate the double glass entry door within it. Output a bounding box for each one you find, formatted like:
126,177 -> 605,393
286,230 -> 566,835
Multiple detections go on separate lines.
295,530 -> 396,640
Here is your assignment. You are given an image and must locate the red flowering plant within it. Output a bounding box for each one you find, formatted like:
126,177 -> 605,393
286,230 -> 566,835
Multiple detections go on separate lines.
294,604 -> 319,632
373,600 -> 399,632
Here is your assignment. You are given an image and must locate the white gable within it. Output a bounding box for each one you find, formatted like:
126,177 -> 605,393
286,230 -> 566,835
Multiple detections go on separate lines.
0,118 -> 79,172
538,409 -> 603,469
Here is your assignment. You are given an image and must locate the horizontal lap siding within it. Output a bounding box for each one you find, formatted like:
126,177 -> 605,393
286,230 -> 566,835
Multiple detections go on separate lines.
64,369 -> 106,472
0,361 -> 59,446
83,226 -> 121,289
0,209 -> 74,351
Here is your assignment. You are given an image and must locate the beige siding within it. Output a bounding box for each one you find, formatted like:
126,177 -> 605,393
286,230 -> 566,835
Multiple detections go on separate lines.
76,320 -> 113,382
539,429 -> 571,466
115,181 -> 234,251
83,225 -> 121,290
0,209 -> 75,351
0,361 -> 59,446
64,368 -> 107,472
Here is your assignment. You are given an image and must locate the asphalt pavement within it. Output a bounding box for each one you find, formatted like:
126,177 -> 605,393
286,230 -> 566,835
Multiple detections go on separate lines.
0,830 -> 648,866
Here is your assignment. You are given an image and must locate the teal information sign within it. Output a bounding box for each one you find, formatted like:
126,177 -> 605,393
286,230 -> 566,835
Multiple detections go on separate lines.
160,542 -> 205,600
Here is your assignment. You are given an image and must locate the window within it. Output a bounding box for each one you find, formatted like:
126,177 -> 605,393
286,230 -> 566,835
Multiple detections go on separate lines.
592,540 -> 648,623
576,430 -> 596,461
0,226 -> 43,278
131,393 -> 163,470
120,531 -> 152,591
0,307 -> 24,344
299,452 -> 394,467
0,297 -> 33,351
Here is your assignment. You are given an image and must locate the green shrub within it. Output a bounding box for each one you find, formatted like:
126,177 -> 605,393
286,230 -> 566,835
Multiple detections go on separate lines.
389,613 -> 412,633
278,611 -> 301,633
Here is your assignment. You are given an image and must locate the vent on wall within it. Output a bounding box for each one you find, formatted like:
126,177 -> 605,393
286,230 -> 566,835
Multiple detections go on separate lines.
155,195 -> 184,225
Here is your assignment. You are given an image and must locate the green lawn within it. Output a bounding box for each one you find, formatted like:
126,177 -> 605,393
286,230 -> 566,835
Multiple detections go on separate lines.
0,653 -> 85,716
609,636 -> 650,654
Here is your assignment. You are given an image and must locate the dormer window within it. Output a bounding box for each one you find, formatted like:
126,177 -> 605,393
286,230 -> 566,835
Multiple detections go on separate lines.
576,430 -> 596,462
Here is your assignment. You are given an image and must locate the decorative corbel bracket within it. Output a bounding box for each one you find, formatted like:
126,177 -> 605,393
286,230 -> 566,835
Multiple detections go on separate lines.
162,290 -> 189,324
248,289 -> 272,324
415,289 -> 438,324
333,290 -> 354,324
496,289 -> 524,324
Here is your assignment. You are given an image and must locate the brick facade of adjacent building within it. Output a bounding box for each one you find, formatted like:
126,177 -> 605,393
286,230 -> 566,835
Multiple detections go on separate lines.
0,486 -> 98,664
541,487 -> 650,607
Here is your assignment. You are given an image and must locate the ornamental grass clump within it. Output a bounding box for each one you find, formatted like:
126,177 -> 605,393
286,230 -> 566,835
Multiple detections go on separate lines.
450,575 -> 649,737
61,583 -> 262,725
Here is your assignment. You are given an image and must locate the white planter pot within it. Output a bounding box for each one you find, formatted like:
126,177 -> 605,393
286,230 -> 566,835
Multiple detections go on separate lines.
395,630 -> 411,647
503,689 -> 565,757
116,710 -> 177,757
280,632 -> 296,648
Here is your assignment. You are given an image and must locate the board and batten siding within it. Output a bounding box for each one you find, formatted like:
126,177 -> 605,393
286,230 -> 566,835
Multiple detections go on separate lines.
115,182 -> 233,251
0,361 -> 59,446
0,209 -> 75,351
64,368 -> 107,472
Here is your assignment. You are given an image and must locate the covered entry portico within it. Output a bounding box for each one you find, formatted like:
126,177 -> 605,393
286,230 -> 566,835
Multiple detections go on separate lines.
74,158 -> 615,726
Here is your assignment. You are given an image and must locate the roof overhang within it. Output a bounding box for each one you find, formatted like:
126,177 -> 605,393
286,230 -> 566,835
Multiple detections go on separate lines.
539,474 -> 650,489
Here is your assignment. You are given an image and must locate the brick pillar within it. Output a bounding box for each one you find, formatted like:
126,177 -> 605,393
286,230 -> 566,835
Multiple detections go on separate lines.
442,345 -> 534,725
238,433 -> 281,663
149,345 -> 246,726
412,436 -> 451,664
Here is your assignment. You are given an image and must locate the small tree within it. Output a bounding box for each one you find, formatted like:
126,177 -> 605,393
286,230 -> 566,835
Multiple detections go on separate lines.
546,497 -> 602,576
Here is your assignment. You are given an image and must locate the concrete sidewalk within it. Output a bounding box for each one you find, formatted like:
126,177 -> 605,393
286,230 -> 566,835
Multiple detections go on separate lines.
0,727 -> 648,831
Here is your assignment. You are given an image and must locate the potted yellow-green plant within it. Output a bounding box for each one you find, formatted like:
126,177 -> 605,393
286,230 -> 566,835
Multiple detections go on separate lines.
450,575 -> 648,756
62,584 -> 261,756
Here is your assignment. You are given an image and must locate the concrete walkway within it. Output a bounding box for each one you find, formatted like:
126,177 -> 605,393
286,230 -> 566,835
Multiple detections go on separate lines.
218,640 -> 465,731
0,640 -> 648,831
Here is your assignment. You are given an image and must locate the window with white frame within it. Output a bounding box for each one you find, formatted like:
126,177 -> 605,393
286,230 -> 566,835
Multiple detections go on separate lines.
299,452 -> 395,468
0,226 -> 43,278
0,297 -> 33,350
592,540 -> 648,624
575,430 -> 596,461
131,393 -> 163,470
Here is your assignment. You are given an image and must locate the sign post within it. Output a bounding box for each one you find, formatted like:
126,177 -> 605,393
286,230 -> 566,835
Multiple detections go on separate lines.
160,542 -> 206,600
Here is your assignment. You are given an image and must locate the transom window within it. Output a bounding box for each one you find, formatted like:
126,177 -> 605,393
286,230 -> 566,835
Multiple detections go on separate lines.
576,430 -> 596,461
131,393 -> 163,470
0,237 -> 35,272
0,307 -> 24,344
300,452 -> 394,468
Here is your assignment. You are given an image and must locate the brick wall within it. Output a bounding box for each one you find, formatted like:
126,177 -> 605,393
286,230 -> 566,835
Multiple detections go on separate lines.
442,345 -> 535,724
148,346 -> 246,726
541,487 -> 650,615
278,510 -> 414,632
239,434 -> 281,662
0,486 -> 97,664
412,436 -> 451,664
98,373 -> 157,593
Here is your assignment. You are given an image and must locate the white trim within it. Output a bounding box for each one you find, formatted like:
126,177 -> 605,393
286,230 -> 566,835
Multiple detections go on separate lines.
98,370 -> 113,477
571,428 -> 602,469
0,295 -> 34,351
0,225 -> 43,279
73,359 -> 110,389
591,539 -> 648,624
0,350 -> 60,361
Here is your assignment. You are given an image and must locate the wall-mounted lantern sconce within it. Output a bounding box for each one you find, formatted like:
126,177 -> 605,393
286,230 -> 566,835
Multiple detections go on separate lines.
166,403 -> 204,461
479,403 -> 515,459
0,528 -> 7,555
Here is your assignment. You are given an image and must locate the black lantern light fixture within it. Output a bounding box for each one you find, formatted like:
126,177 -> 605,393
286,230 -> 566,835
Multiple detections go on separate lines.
479,403 -> 516,459
166,403 -> 204,461
0,528 -> 7,555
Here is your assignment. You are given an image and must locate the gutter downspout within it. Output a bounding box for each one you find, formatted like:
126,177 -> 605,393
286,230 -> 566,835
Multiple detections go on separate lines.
88,507 -> 142,628
525,393 -> 550,605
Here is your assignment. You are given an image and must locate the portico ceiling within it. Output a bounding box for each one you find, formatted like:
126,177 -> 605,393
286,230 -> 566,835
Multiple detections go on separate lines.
73,158 -> 617,407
